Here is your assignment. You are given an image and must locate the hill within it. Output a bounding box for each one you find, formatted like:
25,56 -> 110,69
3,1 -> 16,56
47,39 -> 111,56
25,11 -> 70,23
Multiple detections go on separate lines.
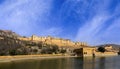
0,30 -> 29,55
96,44 -> 120,52
0,30 -> 63,55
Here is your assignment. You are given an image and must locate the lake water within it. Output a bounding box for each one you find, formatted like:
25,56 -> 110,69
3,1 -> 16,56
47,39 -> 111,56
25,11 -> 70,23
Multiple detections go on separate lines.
0,56 -> 120,69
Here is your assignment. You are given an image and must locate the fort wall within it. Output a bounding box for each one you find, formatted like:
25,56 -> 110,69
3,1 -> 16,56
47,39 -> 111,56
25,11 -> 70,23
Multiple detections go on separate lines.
18,35 -> 88,47
80,47 -> 118,57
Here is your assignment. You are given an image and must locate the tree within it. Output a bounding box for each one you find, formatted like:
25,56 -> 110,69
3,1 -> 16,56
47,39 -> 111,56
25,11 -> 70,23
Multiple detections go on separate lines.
0,52 -> 6,56
51,45 -> 59,54
33,49 -> 38,53
60,49 -> 66,54
9,49 -> 17,55
41,47 -> 52,54
73,49 -> 82,55
98,47 -> 106,53
118,48 -> 120,55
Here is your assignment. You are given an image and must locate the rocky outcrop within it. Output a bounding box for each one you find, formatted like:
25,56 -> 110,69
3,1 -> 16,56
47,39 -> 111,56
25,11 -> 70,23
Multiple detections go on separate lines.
0,30 -> 27,55
0,30 -> 21,39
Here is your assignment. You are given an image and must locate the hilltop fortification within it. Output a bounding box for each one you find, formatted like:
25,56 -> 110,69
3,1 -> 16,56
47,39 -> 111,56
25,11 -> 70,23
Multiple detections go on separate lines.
19,35 -> 88,47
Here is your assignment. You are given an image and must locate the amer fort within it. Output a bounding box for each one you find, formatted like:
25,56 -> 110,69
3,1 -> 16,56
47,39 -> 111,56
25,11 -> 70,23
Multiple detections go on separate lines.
19,35 -> 118,57
19,35 -> 88,47
0,30 -> 118,57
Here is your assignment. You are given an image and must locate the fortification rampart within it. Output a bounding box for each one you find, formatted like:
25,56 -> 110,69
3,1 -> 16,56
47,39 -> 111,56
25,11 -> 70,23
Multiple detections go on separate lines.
18,35 -> 88,47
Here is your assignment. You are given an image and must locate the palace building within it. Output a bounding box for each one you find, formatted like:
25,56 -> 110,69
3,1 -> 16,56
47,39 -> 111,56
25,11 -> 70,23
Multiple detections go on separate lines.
19,35 -> 88,47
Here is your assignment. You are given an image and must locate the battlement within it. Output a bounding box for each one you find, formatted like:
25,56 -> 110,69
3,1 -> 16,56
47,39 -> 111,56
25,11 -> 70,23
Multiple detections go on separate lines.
19,35 -> 88,47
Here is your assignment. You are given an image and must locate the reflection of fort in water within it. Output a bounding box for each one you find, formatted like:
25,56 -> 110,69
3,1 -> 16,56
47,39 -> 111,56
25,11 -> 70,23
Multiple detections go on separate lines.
81,57 -> 106,69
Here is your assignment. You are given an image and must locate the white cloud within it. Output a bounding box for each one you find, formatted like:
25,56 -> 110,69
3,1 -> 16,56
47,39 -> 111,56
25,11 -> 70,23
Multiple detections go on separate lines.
102,17 -> 120,40
74,0 -> 119,45
75,14 -> 109,45
0,0 -> 56,36
41,27 -> 63,36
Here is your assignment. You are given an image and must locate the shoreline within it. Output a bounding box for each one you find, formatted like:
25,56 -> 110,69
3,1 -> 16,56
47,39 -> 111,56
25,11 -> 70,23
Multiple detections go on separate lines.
0,54 -> 77,63
0,54 -> 118,63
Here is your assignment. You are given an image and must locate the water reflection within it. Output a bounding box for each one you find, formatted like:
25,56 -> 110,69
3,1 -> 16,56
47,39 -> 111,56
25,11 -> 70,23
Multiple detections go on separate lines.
98,57 -> 105,69
0,56 -> 120,69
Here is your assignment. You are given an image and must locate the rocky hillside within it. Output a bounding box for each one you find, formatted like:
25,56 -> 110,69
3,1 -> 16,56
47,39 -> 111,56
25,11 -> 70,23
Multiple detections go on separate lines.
96,44 -> 120,52
0,30 -> 28,55
2,29 -> 119,56
0,30 -> 21,39
0,30 -> 62,55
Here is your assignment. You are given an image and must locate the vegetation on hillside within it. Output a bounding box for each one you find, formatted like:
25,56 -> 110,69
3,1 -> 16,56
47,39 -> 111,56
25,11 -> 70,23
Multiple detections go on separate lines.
97,47 -> 106,53
0,30 -> 119,56
0,30 -> 69,56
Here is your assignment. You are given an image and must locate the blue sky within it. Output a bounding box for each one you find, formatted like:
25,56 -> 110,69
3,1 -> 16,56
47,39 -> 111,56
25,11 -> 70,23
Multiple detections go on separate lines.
0,0 -> 120,45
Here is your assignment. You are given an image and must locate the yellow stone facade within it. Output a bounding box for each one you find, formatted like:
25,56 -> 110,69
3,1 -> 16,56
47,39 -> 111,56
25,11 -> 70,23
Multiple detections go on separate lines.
104,45 -> 113,50
19,35 -> 88,47
78,47 -> 118,57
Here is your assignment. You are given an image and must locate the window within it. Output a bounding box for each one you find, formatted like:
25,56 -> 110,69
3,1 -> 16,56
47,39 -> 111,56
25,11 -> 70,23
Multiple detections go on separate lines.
84,52 -> 87,54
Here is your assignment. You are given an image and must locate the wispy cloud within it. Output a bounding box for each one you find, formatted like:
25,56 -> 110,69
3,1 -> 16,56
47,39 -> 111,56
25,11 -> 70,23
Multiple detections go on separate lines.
0,0 -> 120,45
75,14 -> 110,45
100,17 -> 120,43
75,0 -> 120,45
0,0 -> 62,36
41,27 -> 63,36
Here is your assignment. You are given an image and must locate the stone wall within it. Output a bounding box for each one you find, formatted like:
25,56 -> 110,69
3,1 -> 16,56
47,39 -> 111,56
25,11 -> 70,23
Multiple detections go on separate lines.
19,35 -> 88,47
80,47 -> 118,57
82,47 -> 95,57
95,52 -> 118,56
